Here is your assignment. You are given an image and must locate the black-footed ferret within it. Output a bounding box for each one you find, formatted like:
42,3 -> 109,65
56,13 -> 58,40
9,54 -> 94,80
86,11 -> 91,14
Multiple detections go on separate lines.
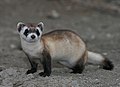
17,22 -> 114,77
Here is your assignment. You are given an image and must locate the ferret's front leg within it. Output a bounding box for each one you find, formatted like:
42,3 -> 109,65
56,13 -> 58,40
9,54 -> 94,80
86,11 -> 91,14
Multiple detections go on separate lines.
26,61 -> 38,74
25,54 -> 38,74
39,49 -> 51,77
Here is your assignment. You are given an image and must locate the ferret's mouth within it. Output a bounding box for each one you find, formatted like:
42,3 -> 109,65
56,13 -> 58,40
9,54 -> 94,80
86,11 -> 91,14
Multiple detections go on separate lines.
22,37 -> 38,43
27,39 -> 38,43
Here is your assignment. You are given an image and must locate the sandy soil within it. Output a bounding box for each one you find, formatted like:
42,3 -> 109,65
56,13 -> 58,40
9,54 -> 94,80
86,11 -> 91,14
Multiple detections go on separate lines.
0,0 -> 120,87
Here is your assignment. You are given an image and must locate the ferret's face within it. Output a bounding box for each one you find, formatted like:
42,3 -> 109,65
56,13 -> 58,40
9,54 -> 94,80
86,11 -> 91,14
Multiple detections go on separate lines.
17,22 -> 44,43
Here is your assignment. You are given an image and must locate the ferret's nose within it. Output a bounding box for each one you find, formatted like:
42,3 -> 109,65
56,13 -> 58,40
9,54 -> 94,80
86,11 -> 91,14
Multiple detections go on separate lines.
31,35 -> 35,39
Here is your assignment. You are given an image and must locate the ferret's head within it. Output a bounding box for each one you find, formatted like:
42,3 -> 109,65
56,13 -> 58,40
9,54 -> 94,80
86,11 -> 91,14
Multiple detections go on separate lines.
17,22 -> 44,43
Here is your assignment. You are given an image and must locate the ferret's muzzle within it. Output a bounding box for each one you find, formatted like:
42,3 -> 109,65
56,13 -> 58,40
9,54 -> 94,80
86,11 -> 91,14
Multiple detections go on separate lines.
25,33 -> 39,43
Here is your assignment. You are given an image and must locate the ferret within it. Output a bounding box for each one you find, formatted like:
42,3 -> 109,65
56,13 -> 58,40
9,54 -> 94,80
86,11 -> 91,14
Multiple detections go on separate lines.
17,22 -> 114,77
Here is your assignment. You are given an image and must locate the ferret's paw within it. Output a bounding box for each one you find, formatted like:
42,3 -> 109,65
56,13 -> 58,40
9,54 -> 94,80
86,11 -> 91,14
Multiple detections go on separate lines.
26,68 -> 37,74
39,72 -> 50,77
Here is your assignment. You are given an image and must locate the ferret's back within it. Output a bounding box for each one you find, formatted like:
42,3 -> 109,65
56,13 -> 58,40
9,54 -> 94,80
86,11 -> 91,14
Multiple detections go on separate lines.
42,30 -> 83,42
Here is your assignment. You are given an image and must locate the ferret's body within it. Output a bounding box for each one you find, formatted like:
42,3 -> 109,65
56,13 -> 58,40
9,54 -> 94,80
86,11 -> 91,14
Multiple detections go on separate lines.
17,22 -> 114,77
21,30 -> 87,68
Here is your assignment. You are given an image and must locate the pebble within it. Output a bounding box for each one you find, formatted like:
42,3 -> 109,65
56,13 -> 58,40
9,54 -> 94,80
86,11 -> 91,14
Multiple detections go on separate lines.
0,66 -> 5,72
70,80 -> 79,87
13,81 -> 24,87
102,52 -> 108,56
91,35 -> 95,39
47,10 -> 60,19
25,74 -> 35,81
10,44 -> 16,49
66,6 -> 72,11
6,68 -> 17,76
106,33 -> 112,38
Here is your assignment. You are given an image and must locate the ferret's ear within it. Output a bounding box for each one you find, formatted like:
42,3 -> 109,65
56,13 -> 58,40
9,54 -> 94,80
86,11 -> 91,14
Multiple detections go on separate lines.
17,22 -> 25,32
37,22 -> 44,32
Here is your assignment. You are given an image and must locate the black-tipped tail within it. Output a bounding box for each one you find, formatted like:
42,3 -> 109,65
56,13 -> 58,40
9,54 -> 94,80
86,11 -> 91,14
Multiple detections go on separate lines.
102,58 -> 114,70
87,51 -> 114,70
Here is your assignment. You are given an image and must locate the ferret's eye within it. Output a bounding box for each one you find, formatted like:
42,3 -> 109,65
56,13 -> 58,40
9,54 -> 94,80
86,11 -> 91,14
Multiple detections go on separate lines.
24,29 -> 29,37
36,29 -> 40,36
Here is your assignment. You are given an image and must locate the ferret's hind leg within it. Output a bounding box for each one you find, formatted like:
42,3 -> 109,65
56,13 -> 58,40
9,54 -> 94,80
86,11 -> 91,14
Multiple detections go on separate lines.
59,58 -> 85,74
70,51 -> 87,74
70,58 -> 85,74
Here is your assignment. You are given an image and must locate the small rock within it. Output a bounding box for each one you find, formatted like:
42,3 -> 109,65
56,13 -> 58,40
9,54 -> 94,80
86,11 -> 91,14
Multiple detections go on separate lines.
70,80 -> 79,87
25,74 -> 35,81
66,6 -> 72,11
10,44 -> 16,49
6,68 -> 17,76
0,66 -> 5,72
91,35 -> 95,39
94,79 -> 100,84
47,10 -> 60,19
13,81 -> 24,87
95,79 -> 99,81
102,52 -> 108,56
106,33 -> 112,38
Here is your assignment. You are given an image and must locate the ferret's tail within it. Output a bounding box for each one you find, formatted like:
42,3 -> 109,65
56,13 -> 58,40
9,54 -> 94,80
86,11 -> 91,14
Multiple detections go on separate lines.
87,51 -> 114,70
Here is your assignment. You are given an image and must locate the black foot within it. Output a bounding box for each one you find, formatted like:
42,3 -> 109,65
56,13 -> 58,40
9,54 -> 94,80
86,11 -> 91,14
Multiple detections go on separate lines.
71,64 -> 85,74
39,72 -> 50,77
102,58 -> 114,70
71,70 -> 82,74
71,69 -> 83,74
26,68 -> 37,74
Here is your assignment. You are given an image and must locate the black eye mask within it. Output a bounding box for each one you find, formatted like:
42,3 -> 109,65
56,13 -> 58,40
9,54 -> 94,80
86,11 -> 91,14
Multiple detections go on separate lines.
36,29 -> 40,36
24,29 -> 29,37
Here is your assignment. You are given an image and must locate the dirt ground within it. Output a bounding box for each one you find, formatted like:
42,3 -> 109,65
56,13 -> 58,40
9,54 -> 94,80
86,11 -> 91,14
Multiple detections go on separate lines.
0,0 -> 120,87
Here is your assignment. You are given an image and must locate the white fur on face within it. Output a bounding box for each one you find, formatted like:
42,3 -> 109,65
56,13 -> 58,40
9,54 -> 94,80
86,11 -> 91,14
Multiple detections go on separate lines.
19,26 -> 29,40
19,26 -> 43,43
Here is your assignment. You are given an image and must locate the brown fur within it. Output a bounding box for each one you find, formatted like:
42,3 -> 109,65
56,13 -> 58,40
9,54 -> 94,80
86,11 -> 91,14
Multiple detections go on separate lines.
25,23 -> 37,32
26,23 -> 36,28
42,30 -> 85,48
83,50 -> 88,64
75,49 -> 88,67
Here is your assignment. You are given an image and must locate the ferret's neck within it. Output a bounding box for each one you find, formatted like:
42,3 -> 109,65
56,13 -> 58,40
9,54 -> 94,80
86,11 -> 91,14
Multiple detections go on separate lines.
21,38 -> 44,52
